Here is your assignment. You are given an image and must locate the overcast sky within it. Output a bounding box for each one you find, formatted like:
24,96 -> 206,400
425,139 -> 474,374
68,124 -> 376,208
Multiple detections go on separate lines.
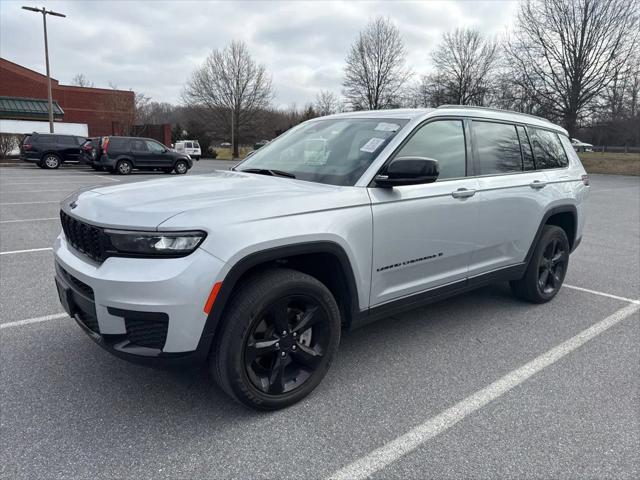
1,0 -> 518,107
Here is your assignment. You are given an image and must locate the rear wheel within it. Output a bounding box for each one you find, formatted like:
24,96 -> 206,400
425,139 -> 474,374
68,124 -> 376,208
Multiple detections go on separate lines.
116,159 -> 132,175
174,160 -> 188,174
212,268 -> 341,410
43,154 -> 60,169
510,225 -> 569,303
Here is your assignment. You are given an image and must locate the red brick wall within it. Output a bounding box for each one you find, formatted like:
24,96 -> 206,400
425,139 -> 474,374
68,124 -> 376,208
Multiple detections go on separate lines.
0,58 -> 134,137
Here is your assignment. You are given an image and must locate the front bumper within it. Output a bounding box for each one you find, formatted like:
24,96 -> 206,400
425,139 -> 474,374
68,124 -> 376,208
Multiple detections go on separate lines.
54,233 -> 226,365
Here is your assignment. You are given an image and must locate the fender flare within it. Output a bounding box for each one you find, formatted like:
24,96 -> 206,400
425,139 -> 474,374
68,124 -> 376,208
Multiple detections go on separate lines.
524,204 -> 578,265
194,241 -> 360,360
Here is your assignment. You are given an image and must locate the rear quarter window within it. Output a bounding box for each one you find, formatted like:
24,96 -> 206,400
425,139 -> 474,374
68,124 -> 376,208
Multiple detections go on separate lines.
529,127 -> 569,169
108,138 -> 129,151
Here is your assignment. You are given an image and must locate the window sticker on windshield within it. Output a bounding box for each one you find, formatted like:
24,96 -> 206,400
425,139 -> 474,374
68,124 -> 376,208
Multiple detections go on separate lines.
360,137 -> 386,153
374,122 -> 400,132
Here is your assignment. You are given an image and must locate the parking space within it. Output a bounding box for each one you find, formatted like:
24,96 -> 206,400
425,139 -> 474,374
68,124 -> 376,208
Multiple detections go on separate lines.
0,163 -> 638,479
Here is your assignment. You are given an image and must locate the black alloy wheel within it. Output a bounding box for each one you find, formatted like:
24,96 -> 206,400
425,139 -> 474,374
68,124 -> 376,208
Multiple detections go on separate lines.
212,268 -> 341,410
244,294 -> 330,395
537,237 -> 567,295
510,225 -> 570,303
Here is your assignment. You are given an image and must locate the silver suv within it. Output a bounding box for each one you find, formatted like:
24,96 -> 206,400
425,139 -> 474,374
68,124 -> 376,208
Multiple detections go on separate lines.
54,106 -> 589,410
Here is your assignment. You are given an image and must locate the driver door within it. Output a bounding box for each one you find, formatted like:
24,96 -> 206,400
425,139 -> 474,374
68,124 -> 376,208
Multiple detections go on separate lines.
368,118 -> 479,307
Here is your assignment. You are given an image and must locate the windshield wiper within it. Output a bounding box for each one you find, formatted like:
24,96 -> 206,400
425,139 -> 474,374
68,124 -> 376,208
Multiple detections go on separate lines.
239,168 -> 296,179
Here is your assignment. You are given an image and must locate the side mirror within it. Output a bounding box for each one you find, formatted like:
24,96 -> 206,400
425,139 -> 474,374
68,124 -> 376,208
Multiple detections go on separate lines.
374,156 -> 439,187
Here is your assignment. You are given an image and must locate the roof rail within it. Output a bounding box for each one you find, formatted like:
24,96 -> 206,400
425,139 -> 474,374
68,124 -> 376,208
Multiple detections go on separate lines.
436,104 -> 552,123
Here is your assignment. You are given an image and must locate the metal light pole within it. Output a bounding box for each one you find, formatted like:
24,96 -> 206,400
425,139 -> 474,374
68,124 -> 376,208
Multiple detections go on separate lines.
22,6 -> 66,133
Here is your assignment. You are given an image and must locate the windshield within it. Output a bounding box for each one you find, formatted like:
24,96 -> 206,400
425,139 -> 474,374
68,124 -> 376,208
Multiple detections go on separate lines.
236,118 -> 408,186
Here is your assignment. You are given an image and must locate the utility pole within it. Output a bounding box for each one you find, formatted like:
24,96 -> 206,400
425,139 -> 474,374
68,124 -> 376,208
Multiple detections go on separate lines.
22,6 -> 66,133
231,108 -> 235,159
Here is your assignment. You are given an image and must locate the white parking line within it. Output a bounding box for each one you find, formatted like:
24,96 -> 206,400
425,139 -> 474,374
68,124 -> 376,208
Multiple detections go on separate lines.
0,313 -> 68,330
327,300 -> 640,480
0,247 -> 53,255
0,201 -> 59,205
0,217 -> 58,224
564,284 -> 640,305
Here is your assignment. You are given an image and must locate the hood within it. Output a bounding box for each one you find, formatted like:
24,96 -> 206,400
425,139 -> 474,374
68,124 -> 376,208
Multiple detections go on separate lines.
63,170 -> 368,230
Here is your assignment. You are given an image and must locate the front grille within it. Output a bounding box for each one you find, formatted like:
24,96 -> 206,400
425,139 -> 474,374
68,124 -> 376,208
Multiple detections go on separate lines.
60,210 -> 107,262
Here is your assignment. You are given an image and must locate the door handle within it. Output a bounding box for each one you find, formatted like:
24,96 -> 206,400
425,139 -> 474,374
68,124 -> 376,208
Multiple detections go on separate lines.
451,188 -> 476,199
529,180 -> 547,190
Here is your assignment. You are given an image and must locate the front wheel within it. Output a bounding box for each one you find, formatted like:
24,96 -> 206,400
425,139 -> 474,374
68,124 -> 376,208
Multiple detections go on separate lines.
174,160 -> 188,174
211,268 -> 341,410
510,225 -> 569,303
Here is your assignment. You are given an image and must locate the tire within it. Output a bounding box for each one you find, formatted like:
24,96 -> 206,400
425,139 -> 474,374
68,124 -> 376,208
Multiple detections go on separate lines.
510,225 -> 570,303
174,160 -> 188,174
42,154 -> 61,169
116,159 -> 132,175
211,268 -> 341,410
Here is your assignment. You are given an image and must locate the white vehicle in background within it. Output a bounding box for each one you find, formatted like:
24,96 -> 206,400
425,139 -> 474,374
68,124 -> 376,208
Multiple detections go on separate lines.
571,138 -> 593,152
175,140 -> 202,160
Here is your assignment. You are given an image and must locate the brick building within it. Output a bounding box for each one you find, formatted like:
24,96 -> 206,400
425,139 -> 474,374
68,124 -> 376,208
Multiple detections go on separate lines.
0,57 -> 134,137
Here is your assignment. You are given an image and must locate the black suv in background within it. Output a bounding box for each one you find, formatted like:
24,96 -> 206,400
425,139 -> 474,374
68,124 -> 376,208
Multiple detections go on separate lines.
95,136 -> 193,175
20,133 -> 87,169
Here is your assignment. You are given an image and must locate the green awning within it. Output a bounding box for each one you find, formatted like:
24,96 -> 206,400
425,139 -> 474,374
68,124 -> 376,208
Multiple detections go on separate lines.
0,96 -> 64,120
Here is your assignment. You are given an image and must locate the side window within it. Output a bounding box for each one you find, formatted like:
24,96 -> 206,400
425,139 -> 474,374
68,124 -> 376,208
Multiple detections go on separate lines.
528,127 -> 569,169
394,120 -> 466,181
109,138 -> 129,151
131,139 -> 148,151
185,142 -> 192,149
57,136 -> 77,146
472,121 -> 522,175
145,140 -> 165,153
516,126 -> 535,171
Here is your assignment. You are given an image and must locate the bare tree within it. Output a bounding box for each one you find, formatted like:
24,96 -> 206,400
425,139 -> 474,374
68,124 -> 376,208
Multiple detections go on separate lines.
342,17 -> 411,110
71,73 -> 94,88
0,134 -> 19,159
431,28 -> 500,106
315,90 -> 340,116
507,0 -> 639,137
182,40 -> 274,157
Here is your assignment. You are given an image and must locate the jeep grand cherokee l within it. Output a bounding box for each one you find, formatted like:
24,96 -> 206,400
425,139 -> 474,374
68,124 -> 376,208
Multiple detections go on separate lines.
54,106 -> 589,410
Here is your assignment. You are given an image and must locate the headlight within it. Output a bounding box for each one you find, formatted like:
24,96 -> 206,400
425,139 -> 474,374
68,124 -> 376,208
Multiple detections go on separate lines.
104,230 -> 206,257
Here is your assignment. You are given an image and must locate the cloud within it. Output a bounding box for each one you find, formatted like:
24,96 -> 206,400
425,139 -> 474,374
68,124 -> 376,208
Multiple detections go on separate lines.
0,0 -> 518,107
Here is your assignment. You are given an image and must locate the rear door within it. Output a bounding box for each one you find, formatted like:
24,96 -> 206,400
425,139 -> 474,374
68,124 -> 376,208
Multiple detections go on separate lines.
368,118 -> 480,306
468,120 -> 553,277
130,138 -> 152,166
56,135 -> 81,162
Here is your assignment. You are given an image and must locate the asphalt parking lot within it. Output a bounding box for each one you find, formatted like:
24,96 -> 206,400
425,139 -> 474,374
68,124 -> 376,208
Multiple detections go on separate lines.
0,161 -> 638,479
